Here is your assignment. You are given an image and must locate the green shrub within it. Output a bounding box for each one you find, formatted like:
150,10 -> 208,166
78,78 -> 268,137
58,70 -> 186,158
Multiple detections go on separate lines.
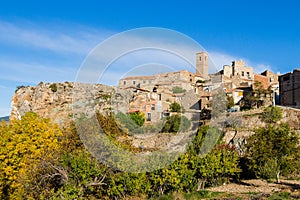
172,86 -> 186,94
196,80 -> 205,84
261,106 -> 282,123
129,111 -> 145,127
15,85 -> 25,93
227,96 -> 235,109
115,112 -> 144,135
161,114 -> 191,133
246,124 -> 299,181
49,83 -> 57,92
170,102 -> 181,113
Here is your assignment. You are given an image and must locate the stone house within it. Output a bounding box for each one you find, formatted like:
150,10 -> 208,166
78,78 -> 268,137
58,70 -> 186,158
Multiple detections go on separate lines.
118,52 -> 280,122
279,69 -> 300,108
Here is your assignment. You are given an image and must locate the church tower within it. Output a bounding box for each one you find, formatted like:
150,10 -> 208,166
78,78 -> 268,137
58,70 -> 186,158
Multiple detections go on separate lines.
196,51 -> 208,79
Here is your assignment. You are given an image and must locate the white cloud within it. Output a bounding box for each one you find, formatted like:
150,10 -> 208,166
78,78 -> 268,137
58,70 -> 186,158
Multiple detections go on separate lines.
0,59 -> 77,84
0,20 -> 111,55
0,108 -> 10,117
0,22 -> 278,116
209,51 -> 275,74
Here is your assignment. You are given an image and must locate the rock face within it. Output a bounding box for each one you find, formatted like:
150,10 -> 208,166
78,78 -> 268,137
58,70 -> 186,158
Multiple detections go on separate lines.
10,82 -> 131,126
223,107 -> 300,154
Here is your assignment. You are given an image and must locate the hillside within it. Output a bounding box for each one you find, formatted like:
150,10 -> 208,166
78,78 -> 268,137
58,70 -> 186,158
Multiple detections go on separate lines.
0,116 -> 9,122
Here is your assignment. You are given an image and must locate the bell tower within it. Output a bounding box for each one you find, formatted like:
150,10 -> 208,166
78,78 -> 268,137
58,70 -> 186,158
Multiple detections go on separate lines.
196,51 -> 208,79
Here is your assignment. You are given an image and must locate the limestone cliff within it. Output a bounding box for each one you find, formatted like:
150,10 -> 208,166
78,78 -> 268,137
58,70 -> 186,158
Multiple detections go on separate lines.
10,82 -> 131,125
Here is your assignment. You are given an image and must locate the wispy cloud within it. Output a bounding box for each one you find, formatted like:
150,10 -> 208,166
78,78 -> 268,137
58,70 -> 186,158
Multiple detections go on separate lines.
0,108 -> 10,117
0,59 -> 77,84
0,20 -> 111,55
209,51 -> 275,73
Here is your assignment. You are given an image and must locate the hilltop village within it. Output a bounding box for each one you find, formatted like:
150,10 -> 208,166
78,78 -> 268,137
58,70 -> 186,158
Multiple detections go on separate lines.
6,52 -> 300,200
10,52 -> 300,125
118,52 -> 300,123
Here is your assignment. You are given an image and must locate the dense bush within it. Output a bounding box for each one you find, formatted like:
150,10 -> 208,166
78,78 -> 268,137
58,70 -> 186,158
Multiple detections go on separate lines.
49,83 -> 58,92
0,112 -> 62,198
129,111 -> 145,127
172,86 -> 186,94
227,96 -> 235,109
261,106 -> 282,123
245,124 -> 300,182
115,112 -> 144,135
170,102 -> 182,113
161,114 -> 191,133
0,113 -> 247,199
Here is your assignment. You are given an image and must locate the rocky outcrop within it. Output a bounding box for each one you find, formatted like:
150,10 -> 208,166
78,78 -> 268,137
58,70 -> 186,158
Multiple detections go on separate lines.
223,107 -> 300,154
10,82 -> 131,126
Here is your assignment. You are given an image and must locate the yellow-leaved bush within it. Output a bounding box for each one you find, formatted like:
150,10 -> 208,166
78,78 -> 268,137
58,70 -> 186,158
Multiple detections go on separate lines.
0,112 -> 62,198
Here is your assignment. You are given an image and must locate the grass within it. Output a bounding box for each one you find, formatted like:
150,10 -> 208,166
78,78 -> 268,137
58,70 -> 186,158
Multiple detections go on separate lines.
268,192 -> 291,200
153,190 -> 296,200
154,190 -> 224,200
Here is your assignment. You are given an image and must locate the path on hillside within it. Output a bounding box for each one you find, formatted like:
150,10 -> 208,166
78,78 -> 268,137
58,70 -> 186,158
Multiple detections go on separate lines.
208,179 -> 300,198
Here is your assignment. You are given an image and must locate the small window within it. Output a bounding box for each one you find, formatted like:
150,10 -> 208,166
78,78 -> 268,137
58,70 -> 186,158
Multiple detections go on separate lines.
158,94 -> 162,101
143,80 -> 146,84
247,72 -> 250,76
242,71 -> 244,76
205,56 -> 207,61
147,113 -> 151,121
151,105 -> 155,110
123,81 -> 126,85
283,76 -> 290,81
133,80 -> 136,85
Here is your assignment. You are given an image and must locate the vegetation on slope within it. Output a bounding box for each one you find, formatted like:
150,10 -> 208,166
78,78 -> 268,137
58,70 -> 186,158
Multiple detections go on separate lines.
0,106 -> 299,199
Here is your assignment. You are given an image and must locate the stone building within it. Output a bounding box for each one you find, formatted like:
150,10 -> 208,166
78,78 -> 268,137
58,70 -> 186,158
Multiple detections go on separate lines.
261,70 -> 279,85
196,51 -> 209,79
223,60 -> 254,80
210,60 -> 279,108
210,60 -> 254,90
279,69 -> 300,108
118,52 -> 280,122
254,74 -> 269,90
118,52 -> 209,122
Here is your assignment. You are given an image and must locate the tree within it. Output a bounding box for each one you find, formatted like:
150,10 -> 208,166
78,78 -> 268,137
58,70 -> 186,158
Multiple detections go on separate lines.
261,106 -> 282,123
240,94 -> 260,110
129,111 -> 145,127
227,96 -> 235,109
115,112 -> 144,135
161,114 -> 191,133
253,81 -> 266,95
170,102 -> 181,113
246,124 -> 299,182
187,126 -> 240,189
0,112 -> 62,198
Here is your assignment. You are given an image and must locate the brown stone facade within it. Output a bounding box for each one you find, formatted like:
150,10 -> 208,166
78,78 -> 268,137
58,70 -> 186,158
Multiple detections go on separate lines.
279,69 -> 300,108
254,74 -> 269,90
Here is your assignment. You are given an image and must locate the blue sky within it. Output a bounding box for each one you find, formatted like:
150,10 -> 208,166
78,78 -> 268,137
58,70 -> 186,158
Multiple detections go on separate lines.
1,0 -> 300,116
